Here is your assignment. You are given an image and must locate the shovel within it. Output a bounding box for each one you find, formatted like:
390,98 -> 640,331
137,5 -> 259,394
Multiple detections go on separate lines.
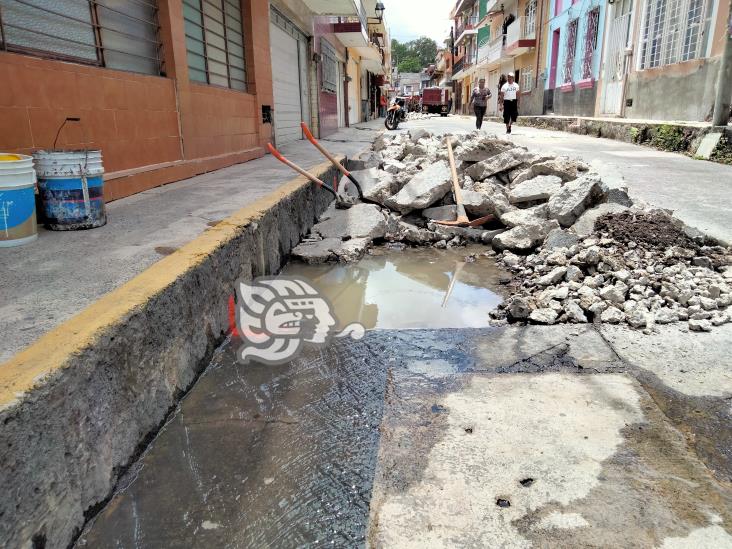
267,143 -> 355,209
434,137 -> 494,228
300,122 -> 373,203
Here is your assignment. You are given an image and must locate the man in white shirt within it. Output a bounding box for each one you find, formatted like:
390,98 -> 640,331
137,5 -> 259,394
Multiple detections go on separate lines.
499,73 -> 520,134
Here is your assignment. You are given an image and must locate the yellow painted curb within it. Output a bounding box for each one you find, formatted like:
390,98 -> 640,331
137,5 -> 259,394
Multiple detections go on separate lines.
0,158 -> 338,409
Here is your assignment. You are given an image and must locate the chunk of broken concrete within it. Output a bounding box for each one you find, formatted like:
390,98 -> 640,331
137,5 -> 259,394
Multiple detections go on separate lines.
572,203 -> 629,236
547,174 -> 607,227
508,175 -> 563,204
492,220 -> 560,252
466,149 -> 531,181
312,203 -> 386,240
385,160 -> 452,214
543,228 -> 580,250
499,204 -> 548,228
292,237 -> 372,264
423,205 -> 457,221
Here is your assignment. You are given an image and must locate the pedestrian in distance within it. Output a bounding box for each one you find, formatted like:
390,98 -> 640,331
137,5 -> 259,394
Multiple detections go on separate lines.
469,78 -> 491,130
499,73 -> 520,134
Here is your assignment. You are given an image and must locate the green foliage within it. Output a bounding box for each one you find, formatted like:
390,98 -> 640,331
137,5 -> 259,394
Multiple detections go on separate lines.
709,134 -> 732,165
391,36 -> 439,73
650,124 -> 688,152
398,58 -> 423,72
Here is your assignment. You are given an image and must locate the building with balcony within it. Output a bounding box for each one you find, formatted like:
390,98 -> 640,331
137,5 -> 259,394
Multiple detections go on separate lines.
596,0 -> 730,122
449,0 -> 546,116
450,0 -> 481,114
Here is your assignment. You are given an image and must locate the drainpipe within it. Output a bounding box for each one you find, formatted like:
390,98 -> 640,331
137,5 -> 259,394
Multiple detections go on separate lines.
711,0 -> 732,126
534,0 -> 545,95
345,49 -> 350,128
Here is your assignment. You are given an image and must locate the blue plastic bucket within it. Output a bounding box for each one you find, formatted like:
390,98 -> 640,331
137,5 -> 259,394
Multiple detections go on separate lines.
34,150 -> 107,231
0,153 -> 38,247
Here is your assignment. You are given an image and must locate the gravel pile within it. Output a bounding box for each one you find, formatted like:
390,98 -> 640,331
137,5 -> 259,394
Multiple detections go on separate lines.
292,130 -> 731,331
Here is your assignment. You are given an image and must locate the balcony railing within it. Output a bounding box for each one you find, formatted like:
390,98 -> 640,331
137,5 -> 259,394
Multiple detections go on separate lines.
506,15 -> 536,46
487,34 -> 506,65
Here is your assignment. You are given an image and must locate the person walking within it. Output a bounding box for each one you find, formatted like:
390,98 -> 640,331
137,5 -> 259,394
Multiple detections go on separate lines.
469,78 -> 491,130
499,73 -> 520,134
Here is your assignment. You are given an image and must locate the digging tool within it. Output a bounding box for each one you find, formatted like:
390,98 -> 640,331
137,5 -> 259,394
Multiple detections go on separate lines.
267,143 -> 355,209
434,137 -> 494,228
300,122 -> 374,203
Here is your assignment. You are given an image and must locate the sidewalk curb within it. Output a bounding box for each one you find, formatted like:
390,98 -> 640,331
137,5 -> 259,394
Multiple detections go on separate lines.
485,115 -> 732,165
0,159 -> 342,549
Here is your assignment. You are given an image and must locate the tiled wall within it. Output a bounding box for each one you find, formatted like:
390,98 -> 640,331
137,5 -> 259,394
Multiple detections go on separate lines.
0,53 -> 181,174
0,0 -> 274,201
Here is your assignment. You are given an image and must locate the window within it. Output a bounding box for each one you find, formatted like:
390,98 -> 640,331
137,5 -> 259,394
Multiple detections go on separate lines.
581,8 -> 600,80
520,67 -> 534,90
0,0 -> 162,75
183,0 -> 247,90
525,0 -> 537,35
639,0 -> 710,69
321,38 -> 338,94
562,18 -> 578,83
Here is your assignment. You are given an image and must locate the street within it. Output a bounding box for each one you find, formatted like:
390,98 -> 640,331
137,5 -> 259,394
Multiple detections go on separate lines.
401,115 -> 732,244
72,117 -> 732,548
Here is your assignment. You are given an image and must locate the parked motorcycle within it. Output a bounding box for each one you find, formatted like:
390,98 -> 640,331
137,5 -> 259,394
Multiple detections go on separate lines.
384,98 -> 405,131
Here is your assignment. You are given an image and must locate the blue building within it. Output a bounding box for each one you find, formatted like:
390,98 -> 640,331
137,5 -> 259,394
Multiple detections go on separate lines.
544,0 -> 606,116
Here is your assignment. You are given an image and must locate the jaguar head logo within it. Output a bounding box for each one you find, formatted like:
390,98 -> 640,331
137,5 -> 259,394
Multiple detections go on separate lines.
236,276 -> 363,365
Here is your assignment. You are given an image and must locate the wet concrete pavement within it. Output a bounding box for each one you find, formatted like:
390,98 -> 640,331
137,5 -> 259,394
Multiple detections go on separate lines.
76,246 -> 732,548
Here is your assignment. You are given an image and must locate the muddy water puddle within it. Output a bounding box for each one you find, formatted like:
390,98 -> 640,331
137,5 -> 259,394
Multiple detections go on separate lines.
281,245 -> 507,330
76,247 -> 505,548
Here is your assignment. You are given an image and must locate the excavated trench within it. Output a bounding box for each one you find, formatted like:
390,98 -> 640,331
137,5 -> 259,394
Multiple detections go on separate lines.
74,246 -> 509,547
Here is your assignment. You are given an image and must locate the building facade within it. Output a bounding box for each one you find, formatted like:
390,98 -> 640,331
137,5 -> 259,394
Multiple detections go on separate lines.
597,0 -> 730,122
543,0 -> 606,116
0,0 -> 390,201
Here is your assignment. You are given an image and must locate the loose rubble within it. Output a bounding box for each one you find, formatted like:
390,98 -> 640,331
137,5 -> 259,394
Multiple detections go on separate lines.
293,130 -> 731,332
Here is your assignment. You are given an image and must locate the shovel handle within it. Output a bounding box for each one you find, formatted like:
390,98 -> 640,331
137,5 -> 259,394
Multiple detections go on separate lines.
446,137 -> 462,204
267,143 -> 337,198
301,122 -> 350,176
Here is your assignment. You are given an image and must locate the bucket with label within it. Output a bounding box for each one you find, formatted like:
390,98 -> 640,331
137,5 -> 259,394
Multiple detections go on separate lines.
0,153 -> 38,247
34,149 -> 107,230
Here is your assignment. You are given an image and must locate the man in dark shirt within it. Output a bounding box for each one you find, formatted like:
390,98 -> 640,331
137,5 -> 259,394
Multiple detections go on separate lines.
469,78 -> 491,130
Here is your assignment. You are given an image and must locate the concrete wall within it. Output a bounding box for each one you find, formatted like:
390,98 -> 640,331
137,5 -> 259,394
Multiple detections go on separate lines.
624,57 -> 726,122
0,161 -> 341,549
0,0 -> 274,202
549,82 -> 598,116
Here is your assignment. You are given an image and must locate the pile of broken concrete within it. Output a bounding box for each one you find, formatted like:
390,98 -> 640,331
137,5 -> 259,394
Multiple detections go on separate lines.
292,130 -> 731,331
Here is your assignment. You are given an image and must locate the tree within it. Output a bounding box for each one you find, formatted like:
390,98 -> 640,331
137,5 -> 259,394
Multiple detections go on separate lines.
409,36 -> 438,68
398,57 -> 422,73
391,36 -> 439,72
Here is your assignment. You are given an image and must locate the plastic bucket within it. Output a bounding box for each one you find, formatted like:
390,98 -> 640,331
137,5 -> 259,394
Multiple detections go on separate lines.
0,153 -> 38,247
34,150 -> 106,230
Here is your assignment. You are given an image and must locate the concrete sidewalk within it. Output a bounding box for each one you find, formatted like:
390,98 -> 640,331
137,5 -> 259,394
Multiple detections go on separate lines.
0,122 -> 382,362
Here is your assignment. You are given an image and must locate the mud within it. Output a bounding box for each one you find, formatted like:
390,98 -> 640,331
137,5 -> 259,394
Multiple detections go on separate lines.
595,211 -> 698,249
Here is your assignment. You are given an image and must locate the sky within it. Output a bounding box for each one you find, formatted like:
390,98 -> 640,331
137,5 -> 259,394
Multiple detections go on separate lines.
385,0 -> 453,46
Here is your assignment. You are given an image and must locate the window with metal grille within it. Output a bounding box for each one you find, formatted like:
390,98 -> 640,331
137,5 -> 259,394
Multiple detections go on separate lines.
520,66 -> 534,90
562,18 -> 578,84
0,0 -> 162,75
639,0 -> 710,69
183,0 -> 246,91
581,8 -> 599,80
321,38 -> 338,94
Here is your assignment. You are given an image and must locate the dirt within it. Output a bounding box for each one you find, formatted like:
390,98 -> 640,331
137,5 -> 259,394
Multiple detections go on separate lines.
595,211 -> 699,250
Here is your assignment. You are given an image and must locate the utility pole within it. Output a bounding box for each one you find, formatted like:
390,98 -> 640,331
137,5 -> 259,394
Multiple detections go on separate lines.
711,0 -> 732,126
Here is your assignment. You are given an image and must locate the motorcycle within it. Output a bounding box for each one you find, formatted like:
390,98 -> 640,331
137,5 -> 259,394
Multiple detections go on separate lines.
384,98 -> 405,131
